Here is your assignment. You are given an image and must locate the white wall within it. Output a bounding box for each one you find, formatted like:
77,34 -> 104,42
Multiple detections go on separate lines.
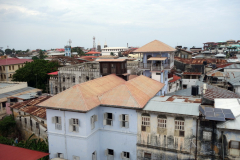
182,79 -> 199,89
152,72 -> 161,82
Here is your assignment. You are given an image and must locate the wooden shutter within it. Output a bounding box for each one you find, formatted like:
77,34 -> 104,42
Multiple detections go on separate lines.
105,149 -> 108,156
121,152 -> 124,158
52,117 -> 55,123
229,141 -> 231,149
119,114 -> 123,121
125,115 -> 129,121
69,118 -> 73,125
58,117 -> 62,124
94,115 -> 98,122
125,122 -> 129,128
60,153 -> 64,158
104,113 -> 107,119
112,114 -> 114,120
103,119 -> 106,125
76,125 -> 79,133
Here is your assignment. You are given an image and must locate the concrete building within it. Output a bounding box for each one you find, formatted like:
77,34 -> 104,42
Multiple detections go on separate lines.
182,72 -> 201,89
0,81 -> 41,119
137,95 -> 200,159
65,45 -> 71,57
168,74 -> 181,93
38,74 -> 164,160
133,40 -> 175,95
0,58 -> 33,81
10,96 -> 51,140
101,47 -> 129,56
48,62 -> 100,95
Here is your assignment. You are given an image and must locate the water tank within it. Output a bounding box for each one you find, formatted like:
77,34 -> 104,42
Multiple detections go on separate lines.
191,85 -> 199,96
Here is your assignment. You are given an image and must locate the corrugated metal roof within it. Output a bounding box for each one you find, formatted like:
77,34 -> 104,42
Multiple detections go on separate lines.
143,96 -> 200,116
182,72 -> 202,75
133,40 -> 175,53
38,75 -> 165,111
228,76 -> 240,86
20,106 -> 46,119
148,57 -> 167,61
96,59 -> 126,62
217,115 -> 240,130
0,144 -> 49,160
175,57 -> 227,64
224,64 -> 240,69
0,58 -> 32,66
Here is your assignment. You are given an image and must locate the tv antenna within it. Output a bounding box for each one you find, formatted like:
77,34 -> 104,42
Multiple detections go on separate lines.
69,39 -> 72,46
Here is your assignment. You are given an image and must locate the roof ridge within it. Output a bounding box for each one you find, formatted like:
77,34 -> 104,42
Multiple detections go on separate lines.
124,83 -> 142,108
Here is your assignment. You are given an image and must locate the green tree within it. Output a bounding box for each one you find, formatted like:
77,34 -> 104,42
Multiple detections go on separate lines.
39,50 -> 47,59
12,59 -> 59,92
5,49 -> 12,55
110,52 -> 114,56
0,115 -> 16,137
72,47 -> 85,56
12,48 -> 15,53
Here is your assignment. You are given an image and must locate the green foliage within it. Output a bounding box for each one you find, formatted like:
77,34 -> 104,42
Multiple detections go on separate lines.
72,47 -> 85,56
110,52 -> 114,56
0,115 -> 16,137
5,49 -> 12,55
12,59 -> 59,92
39,50 -> 47,59
32,56 -> 39,60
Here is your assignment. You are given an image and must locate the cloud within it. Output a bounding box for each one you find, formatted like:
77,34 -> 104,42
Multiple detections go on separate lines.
0,0 -> 239,50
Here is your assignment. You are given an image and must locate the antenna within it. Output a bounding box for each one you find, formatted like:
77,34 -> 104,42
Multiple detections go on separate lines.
69,39 -> 72,46
93,36 -> 96,51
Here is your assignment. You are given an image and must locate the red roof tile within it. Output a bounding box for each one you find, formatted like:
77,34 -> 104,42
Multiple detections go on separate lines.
0,58 -> 32,65
48,71 -> 58,75
0,144 -> 49,160
169,75 -> 181,83
86,51 -> 101,54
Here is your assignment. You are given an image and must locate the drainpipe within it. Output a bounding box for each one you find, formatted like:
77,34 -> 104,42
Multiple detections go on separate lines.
195,118 -> 198,160
222,131 -> 224,160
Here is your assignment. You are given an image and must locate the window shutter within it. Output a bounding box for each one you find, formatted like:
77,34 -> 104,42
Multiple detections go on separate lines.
146,126 -> 150,132
77,119 -> 80,126
76,125 -> 79,132
111,120 -> 113,126
119,114 -> 122,121
95,151 -> 97,160
103,119 -> 106,125
229,141 -> 231,148
58,117 -> 62,124
52,117 -> 55,123
121,152 -> 124,158
105,149 -> 108,156
60,153 -> 64,159
69,124 -> 73,132
112,114 -> 114,120
91,116 -> 94,124
95,115 -> 98,122
125,115 -> 129,121
69,119 -> 73,125
125,122 -> 129,128
104,113 -> 107,119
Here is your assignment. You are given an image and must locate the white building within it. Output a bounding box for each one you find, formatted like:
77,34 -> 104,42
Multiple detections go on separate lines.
101,47 -> 129,56
38,74 -> 164,160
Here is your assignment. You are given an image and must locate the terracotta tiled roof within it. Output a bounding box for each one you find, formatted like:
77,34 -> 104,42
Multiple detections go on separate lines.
182,72 -> 202,75
38,75 -> 165,111
122,48 -> 138,55
0,58 -> 32,65
47,71 -> 58,75
169,75 -> 181,83
133,40 -> 175,53
129,75 -> 138,80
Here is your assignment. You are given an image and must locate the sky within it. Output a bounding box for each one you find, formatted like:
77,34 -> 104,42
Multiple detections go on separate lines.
0,0 -> 239,51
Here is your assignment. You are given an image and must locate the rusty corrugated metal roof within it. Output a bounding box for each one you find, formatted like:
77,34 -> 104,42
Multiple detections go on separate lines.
38,74 -> 165,111
20,106 -> 46,119
133,40 -> 175,53
175,57 -> 227,64
96,59 -> 126,62
182,72 -> 202,75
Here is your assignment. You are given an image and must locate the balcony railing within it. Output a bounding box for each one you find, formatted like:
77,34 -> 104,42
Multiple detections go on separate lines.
139,62 -> 171,71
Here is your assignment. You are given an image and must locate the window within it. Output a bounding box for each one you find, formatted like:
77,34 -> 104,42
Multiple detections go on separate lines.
141,113 -> 150,132
119,114 -> 129,128
63,86 -> 66,91
57,153 -> 64,158
230,141 -> 240,149
183,84 -> 187,89
12,65 -> 14,70
92,151 -> 97,160
30,119 -> 32,126
69,118 -> 79,132
143,152 -> 151,160
203,131 -> 211,141
9,66 -> 11,70
103,63 -> 108,74
103,113 -> 113,126
73,77 -> 75,83
175,117 -> 185,137
24,118 -> 27,125
73,155 -> 80,160
156,73 -> 161,75
41,120 -> 44,124
52,116 -> 62,130
105,149 -> 114,159
158,116 -> 167,128
63,76 -> 65,82
36,122 -> 39,129
91,115 -> 98,130
121,151 -> 130,159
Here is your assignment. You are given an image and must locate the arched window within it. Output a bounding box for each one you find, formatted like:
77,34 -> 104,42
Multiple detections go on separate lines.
9,74 -> 12,78
63,76 -> 65,82
55,86 -> 58,94
86,76 -> 89,81
141,113 -> 150,132
175,117 -> 185,137
72,76 -> 75,83
63,86 -> 66,91
0,66 -> 2,71
9,66 -> 11,70
157,115 -> 167,128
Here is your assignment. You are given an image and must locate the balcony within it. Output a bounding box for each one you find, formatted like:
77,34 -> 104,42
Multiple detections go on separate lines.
138,62 -> 172,71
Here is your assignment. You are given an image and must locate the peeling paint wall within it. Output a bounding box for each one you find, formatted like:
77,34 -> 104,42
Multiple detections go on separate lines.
137,111 -> 197,160
13,109 -> 47,141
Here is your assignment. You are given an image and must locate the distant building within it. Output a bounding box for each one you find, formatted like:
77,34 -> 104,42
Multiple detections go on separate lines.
101,47 -> 128,56
64,45 -> 71,57
0,58 -> 32,81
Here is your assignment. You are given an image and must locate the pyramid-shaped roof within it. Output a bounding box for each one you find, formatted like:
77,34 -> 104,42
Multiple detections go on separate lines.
133,40 -> 175,53
38,75 -> 165,112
